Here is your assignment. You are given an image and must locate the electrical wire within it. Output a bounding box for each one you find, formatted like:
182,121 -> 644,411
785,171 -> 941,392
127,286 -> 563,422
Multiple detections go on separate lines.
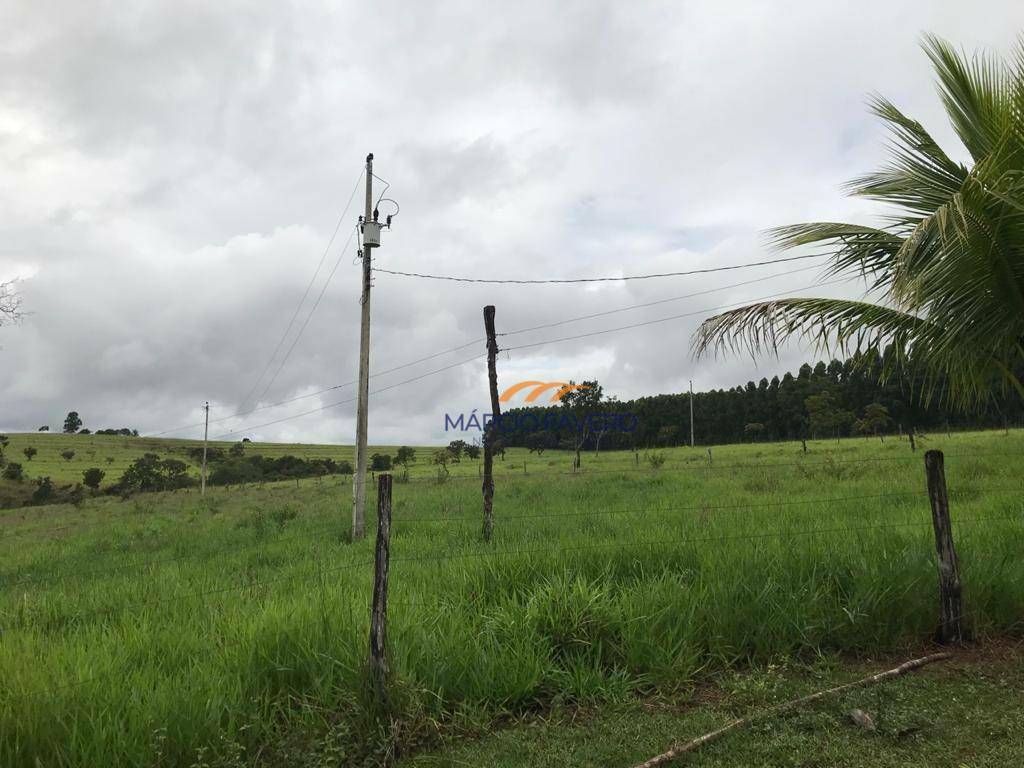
500,262 -> 823,337
372,252 -> 828,284
251,223 -> 360,406
501,277 -> 849,353
147,337 -> 485,438
209,353 -> 484,439
237,171 -> 364,413
143,266 -> 832,439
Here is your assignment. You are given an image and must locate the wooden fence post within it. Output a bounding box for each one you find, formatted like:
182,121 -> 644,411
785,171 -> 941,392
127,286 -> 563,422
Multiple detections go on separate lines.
369,473 -> 392,703
481,305 -> 500,543
924,450 -> 964,644
707,448 -> 713,467
909,424 -> 916,452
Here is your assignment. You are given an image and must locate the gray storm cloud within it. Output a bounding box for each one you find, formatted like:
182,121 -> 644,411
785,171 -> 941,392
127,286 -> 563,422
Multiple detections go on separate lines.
1,0 -> 1021,443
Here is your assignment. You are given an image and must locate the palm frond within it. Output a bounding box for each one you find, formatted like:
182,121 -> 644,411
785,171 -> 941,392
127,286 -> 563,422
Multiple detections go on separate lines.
923,34 -> 1013,162
692,295 -> 1024,409
764,222 -> 904,289
845,95 -> 967,216
694,36 -> 1024,412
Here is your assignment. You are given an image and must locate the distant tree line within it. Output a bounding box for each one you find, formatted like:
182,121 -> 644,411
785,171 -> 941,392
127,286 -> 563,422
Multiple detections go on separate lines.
498,351 -> 1024,451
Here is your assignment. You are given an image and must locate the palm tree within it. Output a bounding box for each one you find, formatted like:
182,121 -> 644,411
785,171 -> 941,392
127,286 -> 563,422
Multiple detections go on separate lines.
694,36 -> 1024,409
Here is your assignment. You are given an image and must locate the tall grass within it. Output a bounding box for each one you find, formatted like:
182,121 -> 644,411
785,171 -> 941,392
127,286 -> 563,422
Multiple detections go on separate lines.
1,430 -> 1022,765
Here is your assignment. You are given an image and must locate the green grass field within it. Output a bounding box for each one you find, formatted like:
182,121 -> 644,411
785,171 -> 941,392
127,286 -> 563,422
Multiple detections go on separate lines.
409,645 -> 1024,767
0,429 -> 1022,766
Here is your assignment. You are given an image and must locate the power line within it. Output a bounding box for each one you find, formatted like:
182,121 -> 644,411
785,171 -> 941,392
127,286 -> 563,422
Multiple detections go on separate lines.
500,262 -> 823,337
209,352 -> 484,439
502,277 -> 849,353
144,265 -> 828,438
147,337 -> 482,439
252,222 -> 360,407
237,170 -> 364,413
372,252 -> 827,284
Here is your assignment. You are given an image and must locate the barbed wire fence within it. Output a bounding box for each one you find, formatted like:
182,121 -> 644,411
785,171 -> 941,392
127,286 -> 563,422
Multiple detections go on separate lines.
1,447 -> 1022,713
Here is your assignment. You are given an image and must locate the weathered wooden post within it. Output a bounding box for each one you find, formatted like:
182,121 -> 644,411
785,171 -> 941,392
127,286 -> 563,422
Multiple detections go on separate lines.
369,473 -> 392,703
707,448 -> 713,467
924,450 -> 964,644
482,305 -> 501,542
908,424 -> 916,452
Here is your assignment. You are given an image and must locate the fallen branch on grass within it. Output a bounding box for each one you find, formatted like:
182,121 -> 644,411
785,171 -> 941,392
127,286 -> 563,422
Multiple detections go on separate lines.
630,652 -> 953,768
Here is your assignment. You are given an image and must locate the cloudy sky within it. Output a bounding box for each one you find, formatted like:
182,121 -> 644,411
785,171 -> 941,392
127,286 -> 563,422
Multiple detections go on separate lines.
1,0 -> 1021,445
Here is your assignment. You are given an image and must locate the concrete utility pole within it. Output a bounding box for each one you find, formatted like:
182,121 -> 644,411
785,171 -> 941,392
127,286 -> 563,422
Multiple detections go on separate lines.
201,401 -> 209,495
689,380 -> 695,448
352,153 -> 374,541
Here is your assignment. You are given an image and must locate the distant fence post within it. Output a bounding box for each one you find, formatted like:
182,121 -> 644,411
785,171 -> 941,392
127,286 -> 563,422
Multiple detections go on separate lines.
924,450 -> 964,644
368,473 -> 392,704
481,305 -> 500,543
908,424 -> 916,452
707,448 -> 713,467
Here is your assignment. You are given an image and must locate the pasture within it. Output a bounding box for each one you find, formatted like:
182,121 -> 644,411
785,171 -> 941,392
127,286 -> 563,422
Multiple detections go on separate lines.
0,429 -> 1022,766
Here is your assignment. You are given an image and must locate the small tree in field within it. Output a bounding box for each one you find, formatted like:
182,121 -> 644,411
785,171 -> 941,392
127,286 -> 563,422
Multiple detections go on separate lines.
432,448 -> 452,479
83,468 -> 105,490
61,450 -> 75,462
0,434 -> 8,455
23,446 -> 37,461
464,443 -> 481,461
524,431 -> 554,456
656,425 -> 679,447
744,422 -> 766,441
63,411 -> 83,434
394,446 -> 416,478
805,392 -> 853,440
854,402 -> 892,441
447,439 -> 467,464
2,462 -> 23,481
38,425 -> 49,432
560,380 -> 603,470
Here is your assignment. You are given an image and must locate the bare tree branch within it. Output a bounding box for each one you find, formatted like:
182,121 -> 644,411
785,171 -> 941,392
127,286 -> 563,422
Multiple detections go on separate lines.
0,280 -> 23,326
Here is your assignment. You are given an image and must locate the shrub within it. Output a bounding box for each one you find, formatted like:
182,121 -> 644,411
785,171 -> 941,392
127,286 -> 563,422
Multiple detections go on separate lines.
23,447 -> 37,461
32,477 -> 54,503
646,451 -> 667,470
2,462 -> 23,481
116,454 -> 195,494
187,446 -> 225,464
370,453 -> 392,471
83,468 -> 105,490
61,450 -> 75,461
271,507 -> 298,530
